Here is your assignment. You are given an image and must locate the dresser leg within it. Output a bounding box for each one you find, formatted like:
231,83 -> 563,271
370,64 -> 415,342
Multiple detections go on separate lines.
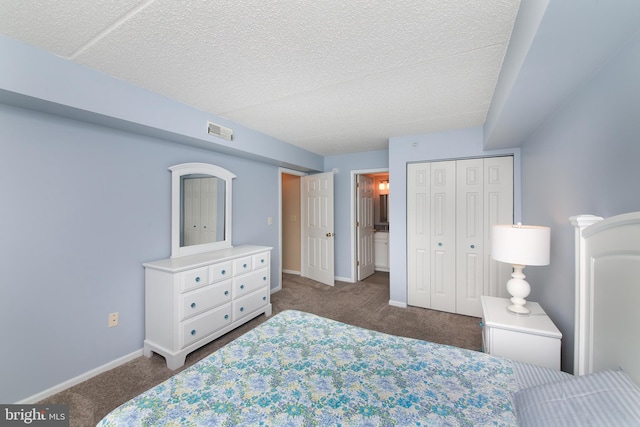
166,354 -> 186,370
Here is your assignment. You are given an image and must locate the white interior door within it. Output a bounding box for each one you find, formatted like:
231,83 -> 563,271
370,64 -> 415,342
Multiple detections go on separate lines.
430,161 -> 457,312
456,158 -> 484,317
484,156 -> 514,299
301,172 -> 335,286
356,175 -> 375,281
407,163 -> 431,308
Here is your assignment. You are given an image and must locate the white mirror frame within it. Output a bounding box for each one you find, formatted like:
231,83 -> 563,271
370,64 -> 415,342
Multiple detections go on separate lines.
170,162 -> 236,258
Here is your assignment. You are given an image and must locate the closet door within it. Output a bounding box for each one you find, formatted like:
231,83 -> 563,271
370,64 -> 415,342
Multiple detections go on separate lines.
407,156 -> 513,315
456,159 -> 484,317
430,161 -> 456,312
484,156 -> 514,298
407,163 -> 431,308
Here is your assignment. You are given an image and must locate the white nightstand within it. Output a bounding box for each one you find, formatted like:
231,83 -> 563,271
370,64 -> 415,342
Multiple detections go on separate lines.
481,295 -> 562,370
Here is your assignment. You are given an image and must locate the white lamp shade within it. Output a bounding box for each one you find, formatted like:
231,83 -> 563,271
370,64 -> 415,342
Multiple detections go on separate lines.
491,224 -> 550,266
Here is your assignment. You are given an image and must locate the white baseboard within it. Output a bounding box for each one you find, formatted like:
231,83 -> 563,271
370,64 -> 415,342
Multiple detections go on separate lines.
17,349 -> 143,404
282,269 -> 300,275
388,299 -> 407,308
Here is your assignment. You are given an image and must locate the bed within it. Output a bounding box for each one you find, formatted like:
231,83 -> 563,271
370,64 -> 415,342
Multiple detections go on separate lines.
98,212 -> 640,426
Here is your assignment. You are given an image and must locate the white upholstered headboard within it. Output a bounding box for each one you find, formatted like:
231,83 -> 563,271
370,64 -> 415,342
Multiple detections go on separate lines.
571,212 -> 640,385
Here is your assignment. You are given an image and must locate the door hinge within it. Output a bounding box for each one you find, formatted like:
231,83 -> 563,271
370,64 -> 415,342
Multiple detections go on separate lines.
357,260 -> 360,266
356,221 -> 359,227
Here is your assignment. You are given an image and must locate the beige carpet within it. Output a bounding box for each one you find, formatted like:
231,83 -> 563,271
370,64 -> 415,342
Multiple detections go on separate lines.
39,272 -> 482,426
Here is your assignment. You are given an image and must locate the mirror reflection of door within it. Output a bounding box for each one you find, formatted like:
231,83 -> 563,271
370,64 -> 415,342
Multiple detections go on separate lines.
182,176 -> 218,246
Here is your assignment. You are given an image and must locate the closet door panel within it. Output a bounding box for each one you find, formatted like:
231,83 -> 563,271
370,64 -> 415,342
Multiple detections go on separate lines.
484,156 -> 514,298
456,159 -> 484,317
430,161 -> 456,313
407,163 -> 431,308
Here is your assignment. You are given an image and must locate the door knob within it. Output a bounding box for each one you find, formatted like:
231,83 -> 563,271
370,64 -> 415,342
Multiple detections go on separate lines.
325,232 -> 335,237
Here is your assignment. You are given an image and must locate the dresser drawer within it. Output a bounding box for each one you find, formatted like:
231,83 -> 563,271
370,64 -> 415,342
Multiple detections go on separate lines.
181,266 -> 209,292
253,251 -> 270,270
180,304 -> 232,349
233,287 -> 269,320
234,256 -> 253,275
234,268 -> 269,298
209,261 -> 233,283
180,280 -> 232,321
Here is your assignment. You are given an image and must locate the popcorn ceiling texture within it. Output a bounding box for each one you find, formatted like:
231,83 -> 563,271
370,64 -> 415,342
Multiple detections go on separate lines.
0,0 -> 520,155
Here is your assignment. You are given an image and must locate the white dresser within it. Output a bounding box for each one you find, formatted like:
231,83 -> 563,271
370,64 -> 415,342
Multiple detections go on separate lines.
143,245 -> 272,369
481,295 -> 562,370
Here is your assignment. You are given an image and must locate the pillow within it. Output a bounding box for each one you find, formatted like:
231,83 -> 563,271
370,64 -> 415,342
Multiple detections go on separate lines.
514,369 -> 640,426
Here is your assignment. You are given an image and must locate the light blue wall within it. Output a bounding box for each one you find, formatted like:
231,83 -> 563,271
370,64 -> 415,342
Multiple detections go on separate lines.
325,150 -> 389,280
519,29 -> 640,373
0,103 -> 285,403
0,36 -> 323,403
387,127 -> 521,306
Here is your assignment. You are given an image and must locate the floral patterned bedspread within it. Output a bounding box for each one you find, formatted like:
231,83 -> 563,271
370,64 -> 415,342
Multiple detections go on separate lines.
98,310 -> 518,426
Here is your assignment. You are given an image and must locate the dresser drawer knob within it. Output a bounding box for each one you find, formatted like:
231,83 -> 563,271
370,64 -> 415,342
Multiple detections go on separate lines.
260,258 -> 265,264
224,290 -> 229,296
438,242 -> 442,246
195,276 -> 200,283
263,276 -> 267,281
243,263 -> 247,268
224,314 -> 229,320
470,244 -> 475,249
190,302 -> 196,309
479,321 -> 484,328
262,296 -> 266,301
240,307 -> 244,312
191,329 -> 196,336
221,269 -> 226,275
240,284 -> 245,289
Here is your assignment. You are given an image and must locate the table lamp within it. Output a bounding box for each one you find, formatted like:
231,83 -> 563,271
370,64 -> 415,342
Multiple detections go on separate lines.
491,223 -> 550,314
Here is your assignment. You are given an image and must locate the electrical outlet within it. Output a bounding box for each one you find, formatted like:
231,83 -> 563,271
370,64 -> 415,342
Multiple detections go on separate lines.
108,312 -> 119,328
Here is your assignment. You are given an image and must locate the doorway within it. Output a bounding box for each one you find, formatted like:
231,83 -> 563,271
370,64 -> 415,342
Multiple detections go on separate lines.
279,168 -> 335,287
353,169 -> 389,282
281,171 -> 303,276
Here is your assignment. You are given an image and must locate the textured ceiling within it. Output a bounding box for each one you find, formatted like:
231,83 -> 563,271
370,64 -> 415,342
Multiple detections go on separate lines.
0,1 -> 520,156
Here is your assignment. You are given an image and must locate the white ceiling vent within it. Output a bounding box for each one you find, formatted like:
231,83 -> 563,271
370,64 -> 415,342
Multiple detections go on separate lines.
207,121 -> 233,141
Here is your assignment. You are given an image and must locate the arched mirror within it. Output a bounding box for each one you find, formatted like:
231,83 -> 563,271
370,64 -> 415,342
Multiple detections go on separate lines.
170,163 -> 235,258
